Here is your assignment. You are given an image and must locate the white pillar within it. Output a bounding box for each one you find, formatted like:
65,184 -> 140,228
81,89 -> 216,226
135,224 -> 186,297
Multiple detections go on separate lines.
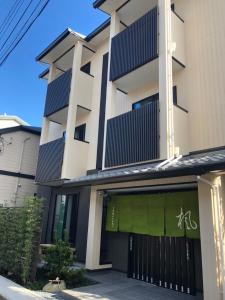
85,188 -> 112,270
61,41 -> 83,179
40,64 -> 57,145
102,11 -> 120,170
159,0 -> 174,159
198,174 -> 225,300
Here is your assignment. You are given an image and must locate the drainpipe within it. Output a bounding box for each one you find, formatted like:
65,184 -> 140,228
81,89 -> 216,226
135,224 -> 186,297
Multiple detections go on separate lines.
197,175 -> 225,298
14,137 -> 31,204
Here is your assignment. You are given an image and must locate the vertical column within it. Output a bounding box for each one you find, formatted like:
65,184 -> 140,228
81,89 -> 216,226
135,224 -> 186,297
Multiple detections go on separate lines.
102,11 -> 120,170
61,41 -> 83,179
198,174 -> 225,300
159,0 -> 174,159
40,64 -> 57,145
85,188 -> 112,270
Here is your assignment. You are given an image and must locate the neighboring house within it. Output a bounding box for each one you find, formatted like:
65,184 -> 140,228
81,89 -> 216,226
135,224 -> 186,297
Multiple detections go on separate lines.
0,114 -> 29,129
0,116 -> 41,207
35,1 -> 225,299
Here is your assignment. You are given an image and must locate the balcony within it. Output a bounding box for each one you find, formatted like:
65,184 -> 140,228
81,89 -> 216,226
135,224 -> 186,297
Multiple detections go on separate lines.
109,7 -> 186,93
35,137 -> 65,184
44,69 -> 72,117
105,100 -> 159,168
44,69 -> 93,125
110,7 -> 158,86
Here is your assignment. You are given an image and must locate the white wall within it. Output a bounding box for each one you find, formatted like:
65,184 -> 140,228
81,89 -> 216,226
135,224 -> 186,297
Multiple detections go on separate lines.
173,0 -> 225,152
0,175 -> 37,207
0,131 -> 40,206
0,131 -> 40,175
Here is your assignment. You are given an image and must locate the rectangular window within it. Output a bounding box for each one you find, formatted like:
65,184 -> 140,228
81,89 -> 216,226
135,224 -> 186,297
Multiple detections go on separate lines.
74,124 -> 86,142
52,194 -> 79,245
80,62 -> 91,75
132,86 -> 177,110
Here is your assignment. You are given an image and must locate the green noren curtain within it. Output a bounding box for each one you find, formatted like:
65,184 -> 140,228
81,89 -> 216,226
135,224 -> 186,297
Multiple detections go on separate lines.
183,191 -> 200,239
118,196 -> 133,232
165,192 -> 185,237
106,191 -> 200,239
106,196 -> 119,232
147,194 -> 165,236
131,195 -> 149,235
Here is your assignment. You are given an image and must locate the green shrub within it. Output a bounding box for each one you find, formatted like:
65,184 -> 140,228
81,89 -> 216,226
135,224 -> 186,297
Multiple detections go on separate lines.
44,239 -> 74,278
0,196 -> 44,284
61,269 -> 85,287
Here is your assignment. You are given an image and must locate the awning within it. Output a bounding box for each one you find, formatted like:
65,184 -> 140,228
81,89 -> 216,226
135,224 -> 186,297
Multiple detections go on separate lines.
64,148 -> 225,187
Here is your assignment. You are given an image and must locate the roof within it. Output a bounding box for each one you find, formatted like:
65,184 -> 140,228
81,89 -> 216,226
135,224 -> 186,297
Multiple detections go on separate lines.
0,115 -> 29,126
36,28 -> 85,63
85,18 -> 110,42
0,125 -> 41,136
93,0 -> 106,9
64,148 -> 225,187
36,18 -> 110,65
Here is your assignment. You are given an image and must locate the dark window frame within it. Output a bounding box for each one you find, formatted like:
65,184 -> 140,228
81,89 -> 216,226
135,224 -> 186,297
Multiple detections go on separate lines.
132,86 -> 177,110
80,61 -> 91,75
74,124 -> 86,142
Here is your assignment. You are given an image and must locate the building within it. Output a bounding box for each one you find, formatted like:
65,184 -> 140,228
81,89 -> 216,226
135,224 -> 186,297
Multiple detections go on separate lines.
35,1 -> 225,299
0,115 -> 41,206
0,114 -> 29,129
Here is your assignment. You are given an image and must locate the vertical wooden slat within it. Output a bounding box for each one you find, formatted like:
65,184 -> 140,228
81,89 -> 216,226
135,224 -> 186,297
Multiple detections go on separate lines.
44,69 -> 72,117
105,100 -> 160,167
110,7 -> 158,82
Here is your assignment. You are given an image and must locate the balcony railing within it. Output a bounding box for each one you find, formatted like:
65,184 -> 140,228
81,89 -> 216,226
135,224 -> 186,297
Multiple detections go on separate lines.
105,100 -> 159,168
35,137 -> 65,183
44,69 -> 72,117
110,6 -> 158,82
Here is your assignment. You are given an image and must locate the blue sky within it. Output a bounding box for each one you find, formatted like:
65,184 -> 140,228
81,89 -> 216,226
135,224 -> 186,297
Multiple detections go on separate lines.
0,0 -> 107,127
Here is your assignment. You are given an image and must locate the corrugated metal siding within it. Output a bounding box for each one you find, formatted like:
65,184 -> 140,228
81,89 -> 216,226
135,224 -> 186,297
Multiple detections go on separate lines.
105,101 -> 159,168
35,137 -> 65,183
44,69 -> 72,117
110,7 -> 158,82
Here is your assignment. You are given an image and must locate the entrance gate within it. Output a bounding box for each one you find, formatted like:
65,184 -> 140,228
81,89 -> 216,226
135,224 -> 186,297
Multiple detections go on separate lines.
128,234 -> 197,295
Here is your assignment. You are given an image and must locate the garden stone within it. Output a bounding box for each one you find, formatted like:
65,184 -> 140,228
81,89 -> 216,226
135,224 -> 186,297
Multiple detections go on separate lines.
43,280 -> 66,292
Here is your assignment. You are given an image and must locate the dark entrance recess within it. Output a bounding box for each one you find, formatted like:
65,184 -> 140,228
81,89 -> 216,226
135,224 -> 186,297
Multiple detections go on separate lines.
52,194 -> 79,246
128,234 -> 202,296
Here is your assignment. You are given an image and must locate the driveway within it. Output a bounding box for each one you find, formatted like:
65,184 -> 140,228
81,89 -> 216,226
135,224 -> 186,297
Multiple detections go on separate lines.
62,270 -> 203,300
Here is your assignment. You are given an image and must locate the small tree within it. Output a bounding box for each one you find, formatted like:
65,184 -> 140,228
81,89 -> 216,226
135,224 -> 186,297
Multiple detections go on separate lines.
44,239 -> 74,278
0,196 -> 44,284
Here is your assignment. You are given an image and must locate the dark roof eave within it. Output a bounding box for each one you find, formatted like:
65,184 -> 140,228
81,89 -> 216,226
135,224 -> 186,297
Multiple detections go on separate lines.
36,28 -> 74,62
39,68 -> 49,79
93,0 -> 106,9
64,162 -> 225,188
0,126 -> 41,136
85,18 -> 110,42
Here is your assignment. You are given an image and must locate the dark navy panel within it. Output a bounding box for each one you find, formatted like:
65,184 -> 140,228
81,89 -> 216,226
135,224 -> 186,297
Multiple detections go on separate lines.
96,53 -> 109,170
105,100 -> 159,168
44,69 -> 72,117
35,137 -> 65,183
110,7 -> 158,82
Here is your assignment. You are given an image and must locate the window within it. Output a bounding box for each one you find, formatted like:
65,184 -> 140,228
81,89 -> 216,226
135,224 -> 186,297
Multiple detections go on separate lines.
173,86 -> 177,105
132,93 -> 159,110
52,194 -> 79,245
132,86 -> 177,110
80,62 -> 91,75
74,124 -> 86,142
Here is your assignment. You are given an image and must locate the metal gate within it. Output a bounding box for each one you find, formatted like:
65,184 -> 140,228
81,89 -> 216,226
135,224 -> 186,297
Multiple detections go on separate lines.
128,234 -> 197,295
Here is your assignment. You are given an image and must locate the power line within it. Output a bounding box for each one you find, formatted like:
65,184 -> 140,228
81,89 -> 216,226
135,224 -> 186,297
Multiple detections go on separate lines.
0,0 -> 21,33
0,0 -> 26,39
0,0 -> 50,66
0,0 -> 34,53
